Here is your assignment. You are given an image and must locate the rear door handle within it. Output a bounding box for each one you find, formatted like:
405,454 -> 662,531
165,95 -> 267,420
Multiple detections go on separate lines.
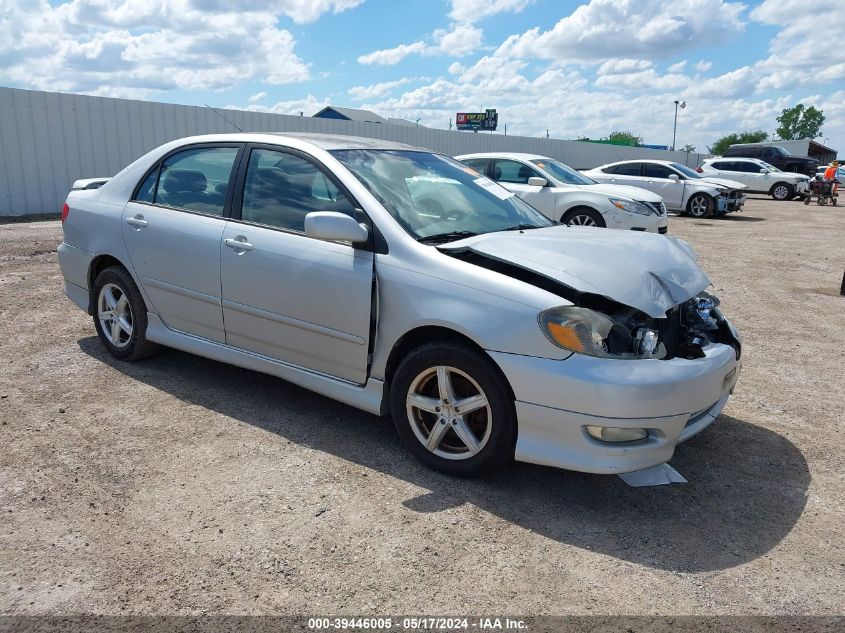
224,237 -> 254,252
126,215 -> 148,228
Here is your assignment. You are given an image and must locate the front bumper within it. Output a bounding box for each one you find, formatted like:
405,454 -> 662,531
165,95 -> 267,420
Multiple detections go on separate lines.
718,194 -> 746,213
489,343 -> 740,474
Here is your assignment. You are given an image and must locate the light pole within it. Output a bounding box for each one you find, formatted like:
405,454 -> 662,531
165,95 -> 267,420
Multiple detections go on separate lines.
672,100 -> 686,151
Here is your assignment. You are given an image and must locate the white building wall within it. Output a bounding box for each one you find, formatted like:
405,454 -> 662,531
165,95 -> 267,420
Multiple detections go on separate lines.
0,86 -> 710,216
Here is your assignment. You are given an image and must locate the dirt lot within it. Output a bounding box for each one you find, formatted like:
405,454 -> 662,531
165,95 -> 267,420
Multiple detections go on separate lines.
1,198 -> 843,617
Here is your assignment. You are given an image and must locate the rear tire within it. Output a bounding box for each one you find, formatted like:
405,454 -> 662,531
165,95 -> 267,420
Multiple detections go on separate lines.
770,183 -> 794,201
562,207 -> 605,228
92,266 -> 159,361
687,194 -> 713,218
389,343 -> 516,477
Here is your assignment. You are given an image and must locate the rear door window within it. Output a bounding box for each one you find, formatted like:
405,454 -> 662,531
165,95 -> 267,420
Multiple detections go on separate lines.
145,146 -> 240,215
609,163 -> 642,176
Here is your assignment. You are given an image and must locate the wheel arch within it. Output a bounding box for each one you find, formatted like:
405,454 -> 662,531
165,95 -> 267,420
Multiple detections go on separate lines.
87,253 -> 135,315
381,325 -> 516,410
560,205 -> 606,226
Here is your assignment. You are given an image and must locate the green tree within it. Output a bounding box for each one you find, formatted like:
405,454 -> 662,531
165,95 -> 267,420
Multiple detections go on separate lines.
776,104 -> 825,140
607,130 -> 642,146
682,144 -> 696,153
708,131 -> 769,156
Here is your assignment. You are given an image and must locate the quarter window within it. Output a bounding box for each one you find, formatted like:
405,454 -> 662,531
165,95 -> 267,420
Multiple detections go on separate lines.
142,146 -> 239,215
240,149 -> 356,233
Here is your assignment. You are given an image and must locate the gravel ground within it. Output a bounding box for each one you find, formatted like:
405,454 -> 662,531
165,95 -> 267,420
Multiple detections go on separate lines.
0,198 -> 843,617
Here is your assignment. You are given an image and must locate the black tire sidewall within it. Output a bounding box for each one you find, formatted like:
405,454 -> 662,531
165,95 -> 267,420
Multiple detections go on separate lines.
389,343 -> 517,477
771,183 -> 793,201
688,194 -> 713,218
92,266 -> 150,361
562,207 -> 605,228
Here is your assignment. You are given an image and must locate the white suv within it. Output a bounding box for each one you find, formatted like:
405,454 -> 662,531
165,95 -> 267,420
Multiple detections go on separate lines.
698,157 -> 810,201
455,153 -> 668,233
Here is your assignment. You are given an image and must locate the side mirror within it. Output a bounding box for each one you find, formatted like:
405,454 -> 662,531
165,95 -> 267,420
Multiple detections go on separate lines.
304,211 -> 369,244
668,173 -> 680,181
759,169 -> 768,174
527,176 -> 548,187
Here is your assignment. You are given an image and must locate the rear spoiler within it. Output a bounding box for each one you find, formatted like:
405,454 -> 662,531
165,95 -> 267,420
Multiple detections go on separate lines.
71,177 -> 110,191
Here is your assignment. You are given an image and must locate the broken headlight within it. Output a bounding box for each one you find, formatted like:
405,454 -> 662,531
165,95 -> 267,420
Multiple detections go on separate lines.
539,306 -> 664,359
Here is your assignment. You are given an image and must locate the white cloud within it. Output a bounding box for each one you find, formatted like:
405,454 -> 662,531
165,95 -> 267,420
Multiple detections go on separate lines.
668,61 -> 687,73
248,91 -> 268,103
448,62 -> 465,75
348,77 -> 424,100
695,60 -> 713,72
433,23 -> 483,56
448,0 -> 534,23
596,59 -> 653,76
227,94 -> 332,116
0,0 -> 358,96
497,0 -> 746,62
357,41 -> 429,65
357,21 -> 484,66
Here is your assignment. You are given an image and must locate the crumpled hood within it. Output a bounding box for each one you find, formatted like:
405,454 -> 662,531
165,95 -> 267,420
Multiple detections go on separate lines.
441,226 -> 710,317
696,177 -> 747,191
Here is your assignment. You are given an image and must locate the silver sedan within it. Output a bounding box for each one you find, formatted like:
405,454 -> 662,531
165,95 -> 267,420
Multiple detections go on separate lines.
58,133 -> 742,477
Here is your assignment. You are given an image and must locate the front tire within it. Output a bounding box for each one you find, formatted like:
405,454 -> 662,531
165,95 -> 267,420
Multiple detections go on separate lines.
92,266 -> 159,361
687,193 -> 713,218
770,183 -> 794,201
562,207 -> 605,228
389,343 -> 517,477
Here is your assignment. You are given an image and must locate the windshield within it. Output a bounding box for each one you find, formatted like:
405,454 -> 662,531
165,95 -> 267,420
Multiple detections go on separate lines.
530,158 -> 596,185
331,149 -> 554,242
760,161 -> 781,172
670,163 -> 703,179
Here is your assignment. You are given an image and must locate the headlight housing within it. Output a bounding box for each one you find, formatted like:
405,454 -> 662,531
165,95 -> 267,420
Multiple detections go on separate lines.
539,306 -> 663,359
609,198 -> 654,215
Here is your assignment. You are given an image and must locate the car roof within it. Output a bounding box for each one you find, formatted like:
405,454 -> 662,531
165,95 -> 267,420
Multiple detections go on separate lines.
603,159 -> 677,167
169,132 -> 424,152
455,152 -> 550,161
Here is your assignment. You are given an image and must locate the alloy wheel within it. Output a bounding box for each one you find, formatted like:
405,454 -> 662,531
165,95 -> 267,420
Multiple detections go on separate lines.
773,185 -> 789,200
97,283 -> 133,348
405,365 -> 492,460
568,214 -> 597,226
689,196 -> 709,217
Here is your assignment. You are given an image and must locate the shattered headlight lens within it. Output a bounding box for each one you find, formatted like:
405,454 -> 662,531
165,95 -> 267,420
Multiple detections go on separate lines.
539,307 -> 662,359
609,198 -> 654,215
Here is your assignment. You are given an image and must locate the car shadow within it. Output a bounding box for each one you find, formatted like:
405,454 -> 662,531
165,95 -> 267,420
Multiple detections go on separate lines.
78,337 -> 809,573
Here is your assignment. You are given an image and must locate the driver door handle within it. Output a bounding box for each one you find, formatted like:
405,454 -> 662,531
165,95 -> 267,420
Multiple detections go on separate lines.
224,237 -> 254,252
126,215 -> 148,228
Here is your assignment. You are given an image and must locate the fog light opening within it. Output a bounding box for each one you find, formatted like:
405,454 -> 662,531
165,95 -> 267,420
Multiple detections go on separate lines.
585,426 -> 649,443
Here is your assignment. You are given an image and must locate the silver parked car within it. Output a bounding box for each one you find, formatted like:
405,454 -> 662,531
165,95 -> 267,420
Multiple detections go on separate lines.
58,133 -> 742,478
582,160 -> 747,218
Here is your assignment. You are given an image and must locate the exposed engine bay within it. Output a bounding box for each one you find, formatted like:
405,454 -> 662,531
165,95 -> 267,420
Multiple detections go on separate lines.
445,248 -> 742,360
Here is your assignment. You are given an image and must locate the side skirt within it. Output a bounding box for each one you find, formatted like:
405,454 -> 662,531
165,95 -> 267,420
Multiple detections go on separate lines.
145,313 -> 387,415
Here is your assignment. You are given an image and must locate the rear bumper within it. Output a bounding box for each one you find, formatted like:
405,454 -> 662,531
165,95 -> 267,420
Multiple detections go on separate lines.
57,242 -> 94,312
489,344 -> 740,474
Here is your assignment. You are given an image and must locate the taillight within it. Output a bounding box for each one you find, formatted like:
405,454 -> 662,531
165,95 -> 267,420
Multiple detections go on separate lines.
61,203 -> 70,224
695,167 -> 703,173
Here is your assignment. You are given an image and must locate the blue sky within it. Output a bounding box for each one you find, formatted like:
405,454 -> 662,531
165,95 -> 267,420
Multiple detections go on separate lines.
3,0 -> 843,153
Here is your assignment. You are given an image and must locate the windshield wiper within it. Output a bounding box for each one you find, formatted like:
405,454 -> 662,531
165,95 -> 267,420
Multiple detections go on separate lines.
501,223 -> 542,231
417,230 -> 479,244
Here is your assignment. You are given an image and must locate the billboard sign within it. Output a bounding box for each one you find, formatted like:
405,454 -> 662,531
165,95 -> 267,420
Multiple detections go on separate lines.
456,109 -> 498,131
